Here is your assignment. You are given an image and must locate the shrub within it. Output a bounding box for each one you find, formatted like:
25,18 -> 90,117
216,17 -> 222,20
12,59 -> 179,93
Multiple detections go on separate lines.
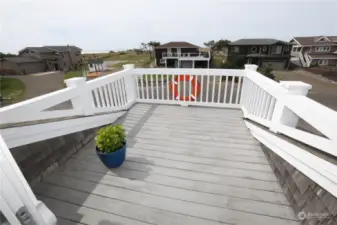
95,124 -> 126,153
258,66 -> 275,80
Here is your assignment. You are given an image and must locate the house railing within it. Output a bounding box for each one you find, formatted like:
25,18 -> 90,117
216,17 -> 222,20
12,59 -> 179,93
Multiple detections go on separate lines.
162,52 -> 210,58
0,63 -> 337,203
133,68 -> 243,108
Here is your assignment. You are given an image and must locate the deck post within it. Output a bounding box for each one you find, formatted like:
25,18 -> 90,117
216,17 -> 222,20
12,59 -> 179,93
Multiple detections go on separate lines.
241,64 -> 259,116
270,81 -> 312,132
244,64 -> 258,71
123,64 -> 137,104
65,77 -> 95,116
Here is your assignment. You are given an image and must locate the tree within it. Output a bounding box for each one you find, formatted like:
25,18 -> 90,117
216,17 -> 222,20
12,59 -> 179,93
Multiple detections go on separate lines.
204,39 -> 231,63
0,52 -> 17,58
141,41 -> 160,60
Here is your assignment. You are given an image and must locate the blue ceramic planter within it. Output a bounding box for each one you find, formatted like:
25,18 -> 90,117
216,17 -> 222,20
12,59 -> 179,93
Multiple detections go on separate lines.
96,143 -> 126,168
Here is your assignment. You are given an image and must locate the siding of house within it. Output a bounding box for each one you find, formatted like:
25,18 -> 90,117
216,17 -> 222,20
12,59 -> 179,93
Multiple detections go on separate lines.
0,60 -> 21,74
311,59 -> 337,67
181,48 -> 198,53
18,62 -> 46,74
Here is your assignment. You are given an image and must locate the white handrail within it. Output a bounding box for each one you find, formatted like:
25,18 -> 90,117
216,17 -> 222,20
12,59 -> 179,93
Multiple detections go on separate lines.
241,65 -> 337,157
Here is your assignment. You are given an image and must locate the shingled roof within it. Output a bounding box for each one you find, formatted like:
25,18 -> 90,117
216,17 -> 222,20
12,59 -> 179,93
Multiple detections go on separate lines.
156,42 -> 199,48
44,45 -> 82,52
230,39 -> 289,45
292,36 -> 337,46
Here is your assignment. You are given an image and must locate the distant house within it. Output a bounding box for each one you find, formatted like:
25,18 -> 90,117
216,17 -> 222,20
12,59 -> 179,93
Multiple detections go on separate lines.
290,36 -> 337,68
154,42 -> 210,68
0,45 -> 82,75
88,59 -> 108,73
0,56 -> 46,75
228,39 -> 292,70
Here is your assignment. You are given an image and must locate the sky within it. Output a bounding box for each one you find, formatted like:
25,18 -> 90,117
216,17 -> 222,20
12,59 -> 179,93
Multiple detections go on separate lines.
0,0 -> 336,53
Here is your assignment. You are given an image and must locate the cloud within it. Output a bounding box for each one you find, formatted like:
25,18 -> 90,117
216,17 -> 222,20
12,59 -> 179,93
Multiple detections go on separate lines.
0,0 -> 336,53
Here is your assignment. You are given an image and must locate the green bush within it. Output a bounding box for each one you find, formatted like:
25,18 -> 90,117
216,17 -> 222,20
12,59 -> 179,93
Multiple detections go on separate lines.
95,124 -> 126,153
258,66 -> 275,80
221,56 -> 245,69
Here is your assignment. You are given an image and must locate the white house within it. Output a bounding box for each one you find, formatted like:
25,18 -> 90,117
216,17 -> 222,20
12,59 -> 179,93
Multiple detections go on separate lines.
88,59 -> 108,72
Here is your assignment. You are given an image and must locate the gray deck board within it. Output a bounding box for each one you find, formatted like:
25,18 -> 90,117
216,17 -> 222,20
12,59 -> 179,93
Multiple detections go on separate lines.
33,104 -> 299,225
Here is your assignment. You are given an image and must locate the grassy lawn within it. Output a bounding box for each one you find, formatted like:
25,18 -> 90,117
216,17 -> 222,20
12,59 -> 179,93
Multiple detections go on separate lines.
64,71 -> 85,80
0,77 -> 25,106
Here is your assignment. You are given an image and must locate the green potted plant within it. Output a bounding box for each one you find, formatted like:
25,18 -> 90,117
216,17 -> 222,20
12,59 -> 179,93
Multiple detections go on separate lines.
95,124 -> 126,168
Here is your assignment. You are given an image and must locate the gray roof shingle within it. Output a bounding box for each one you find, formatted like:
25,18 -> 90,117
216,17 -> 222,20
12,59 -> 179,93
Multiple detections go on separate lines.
44,45 -> 82,52
230,39 -> 289,45
156,42 -> 199,48
292,36 -> 337,46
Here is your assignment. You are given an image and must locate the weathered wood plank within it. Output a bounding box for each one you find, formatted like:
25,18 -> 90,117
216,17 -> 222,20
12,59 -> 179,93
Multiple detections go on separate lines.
126,126 -> 255,140
39,175 -> 298,225
65,158 -> 282,192
37,196 -> 150,225
73,153 -> 276,181
57,166 -> 289,204
127,141 -> 269,163
124,148 -> 271,172
36,183 -> 222,225
123,122 -> 251,135
127,137 -> 261,151
32,104 -> 299,225
57,218 -> 86,225
54,169 -> 295,219
129,131 -> 258,145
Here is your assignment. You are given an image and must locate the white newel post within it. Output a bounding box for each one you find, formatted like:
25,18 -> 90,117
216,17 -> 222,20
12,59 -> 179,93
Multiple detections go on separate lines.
64,77 -> 95,116
241,64 -> 259,116
270,81 -> 312,132
244,64 -> 258,71
123,64 -> 137,104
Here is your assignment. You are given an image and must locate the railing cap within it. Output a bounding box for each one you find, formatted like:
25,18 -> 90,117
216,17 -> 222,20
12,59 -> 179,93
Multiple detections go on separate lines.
280,81 -> 312,95
64,77 -> 86,86
244,64 -> 258,71
123,64 -> 135,70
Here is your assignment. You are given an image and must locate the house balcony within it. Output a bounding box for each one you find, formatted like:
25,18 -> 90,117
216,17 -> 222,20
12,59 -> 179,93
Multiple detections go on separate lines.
162,52 -> 210,59
0,64 -> 336,225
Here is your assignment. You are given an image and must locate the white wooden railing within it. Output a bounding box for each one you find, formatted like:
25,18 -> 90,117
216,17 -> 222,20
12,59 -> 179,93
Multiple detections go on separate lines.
162,52 -> 210,58
242,64 -> 337,198
1,63 -> 337,200
0,69 -> 135,125
133,68 -> 244,108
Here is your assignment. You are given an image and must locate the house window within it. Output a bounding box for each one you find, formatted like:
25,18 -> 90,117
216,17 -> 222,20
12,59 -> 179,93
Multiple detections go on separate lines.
262,46 -> 267,52
232,47 -> 239,53
160,59 -> 165,64
318,59 -> 328,65
284,46 -> 290,51
250,46 -> 257,53
315,46 -> 330,52
89,63 -> 93,67
75,51 -> 80,56
271,46 -> 282,54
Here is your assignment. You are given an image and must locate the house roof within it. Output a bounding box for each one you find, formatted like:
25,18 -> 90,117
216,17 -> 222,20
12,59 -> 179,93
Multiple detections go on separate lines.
156,42 -> 199,48
19,47 -> 55,54
292,36 -> 337,46
88,59 -> 104,64
3,56 -> 44,63
44,45 -> 82,52
308,54 -> 337,59
230,39 -> 289,46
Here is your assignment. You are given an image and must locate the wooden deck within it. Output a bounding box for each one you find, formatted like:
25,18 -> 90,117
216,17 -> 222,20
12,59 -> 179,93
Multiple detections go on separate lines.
33,104 -> 300,225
